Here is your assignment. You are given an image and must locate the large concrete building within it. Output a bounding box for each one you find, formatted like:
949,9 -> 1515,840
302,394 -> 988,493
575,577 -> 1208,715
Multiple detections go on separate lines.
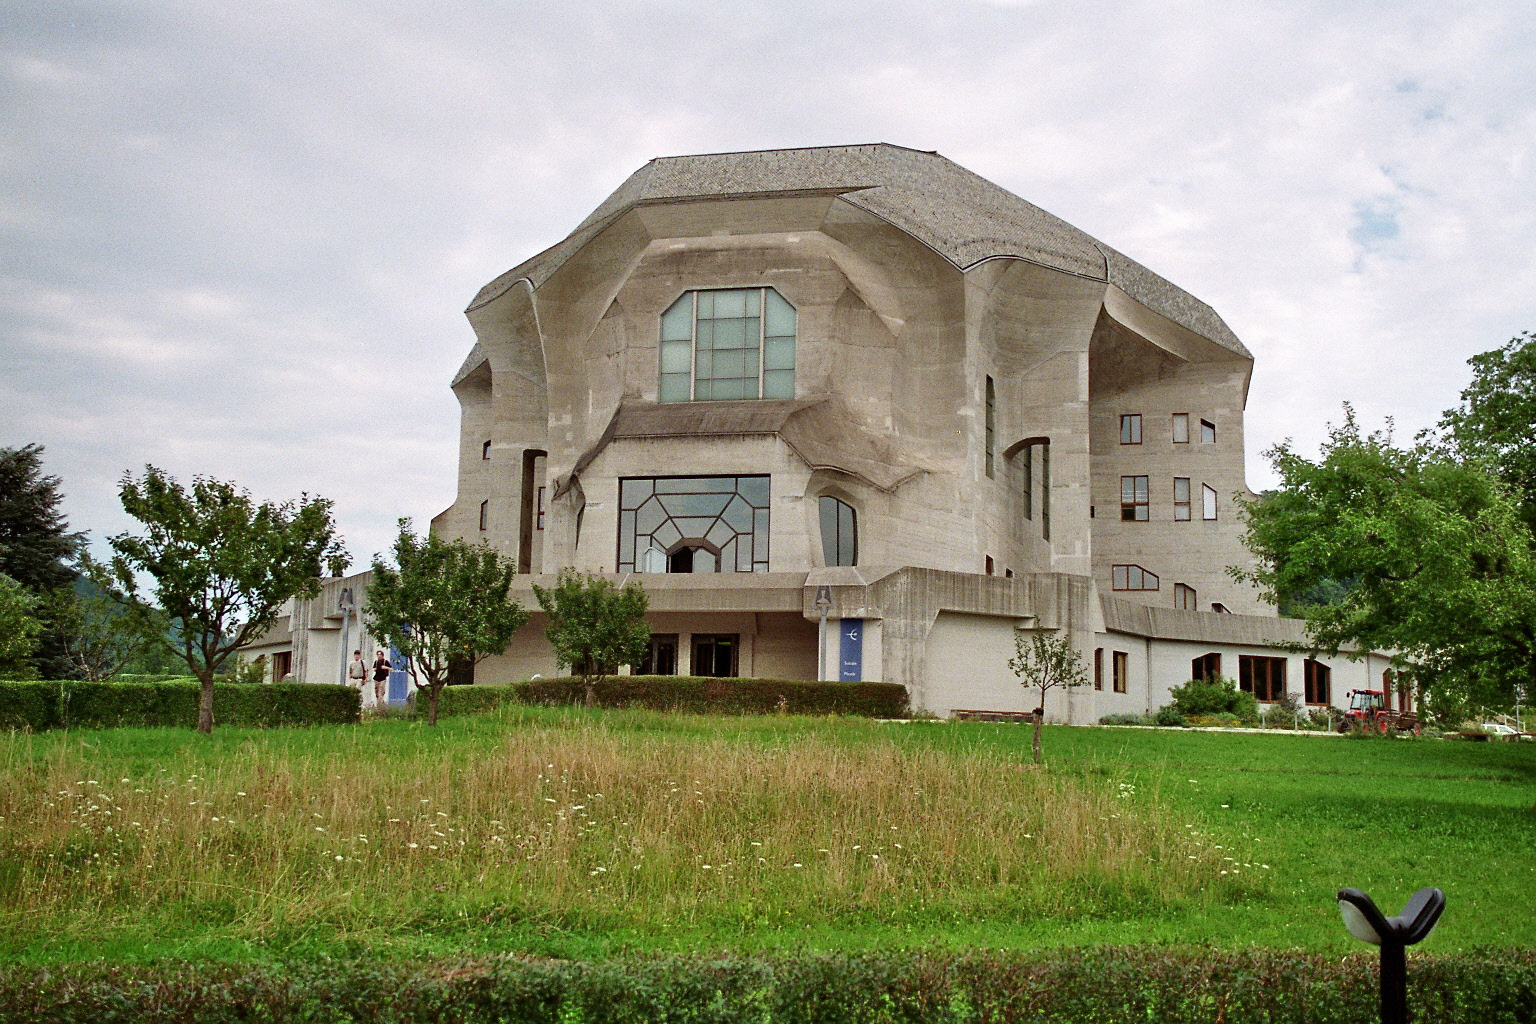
253,144 -> 1399,719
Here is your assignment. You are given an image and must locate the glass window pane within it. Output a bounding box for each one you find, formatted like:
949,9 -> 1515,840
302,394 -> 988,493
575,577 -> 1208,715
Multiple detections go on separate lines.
1113,565 -> 1127,589
659,374 -> 690,402
696,291 -> 714,318
660,339 -> 691,373
711,318 -> 748,350
661,295 -> 693,341
693,350 -> 713,379
745,288 -> 761,315
1173,477 -> 1189,501
1135,505 -> 1148,521
1145,569 -> 1159,589
693,379 -> 715,401
1121,477 -> 1134,503
659,492 -> 732,517
1135,477 -> 1148,502
743,350 -> 759,378
740,476 -> 770,505
818,497 -> 838,565
1203,485 -> 1218,520
712,289 -> 746,318
765,289 -> 796,334
762,369 -> 794,398
763,335 -> 795,370
712,350 -> 746,380
713,378 -> 749,400
1172,413 -> 1189,443
620,478 -> 653,506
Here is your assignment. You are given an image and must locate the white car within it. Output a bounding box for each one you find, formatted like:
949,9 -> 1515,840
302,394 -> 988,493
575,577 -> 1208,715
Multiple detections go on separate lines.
1481,722 -> 1521,738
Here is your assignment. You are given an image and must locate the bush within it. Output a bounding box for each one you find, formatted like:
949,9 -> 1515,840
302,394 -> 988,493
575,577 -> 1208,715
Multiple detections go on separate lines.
0,679 -> 359,731
1168,676 -> 1259,723
1,948 -> 1533,1023
1154,705 -> 1188,727
435,675 -> 909,719
1098,712 -> 1151,726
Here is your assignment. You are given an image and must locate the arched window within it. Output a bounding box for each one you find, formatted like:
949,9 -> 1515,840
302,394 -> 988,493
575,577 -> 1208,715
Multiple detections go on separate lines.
818,495 -> 857,567
659,287 -> 796,402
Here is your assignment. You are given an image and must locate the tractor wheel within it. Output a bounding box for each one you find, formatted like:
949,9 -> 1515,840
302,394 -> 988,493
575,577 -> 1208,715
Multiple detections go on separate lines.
1336,720 -> 1351,734
1377,715 -> 1391,736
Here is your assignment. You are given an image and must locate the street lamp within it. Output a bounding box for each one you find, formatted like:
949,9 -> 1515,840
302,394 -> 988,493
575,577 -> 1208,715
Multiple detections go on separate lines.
814,585 -> 832,682
1337,886 -> 1445,1024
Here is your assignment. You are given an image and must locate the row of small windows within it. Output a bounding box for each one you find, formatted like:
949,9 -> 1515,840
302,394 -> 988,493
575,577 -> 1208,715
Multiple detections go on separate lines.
1112,566 -> 1212,612
1092,648 -> 1129,693
1120,413 -> 1215,445
1121,476 -> 1217,521
659,288 -> 796,403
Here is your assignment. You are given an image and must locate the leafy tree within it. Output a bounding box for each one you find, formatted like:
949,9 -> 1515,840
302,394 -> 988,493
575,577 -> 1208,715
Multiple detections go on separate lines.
1439,331 -> 1536,531
0,444 -> 84,678
364,520 -> 530,726
1008,631 -> 1089,764
101,467 -> 349,733
0,572 -> 42,678
1235,409 -> 1536,712
532,569 -> 650,707
43,560 -> 166,681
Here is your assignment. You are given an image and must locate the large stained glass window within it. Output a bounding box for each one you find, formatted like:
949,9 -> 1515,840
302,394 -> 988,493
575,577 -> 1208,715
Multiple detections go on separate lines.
659,287 -> 796,402
618,476 -> 771,573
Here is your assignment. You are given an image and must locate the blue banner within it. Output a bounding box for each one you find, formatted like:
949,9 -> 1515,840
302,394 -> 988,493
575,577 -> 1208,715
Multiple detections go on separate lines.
388,641 -> 410,705
839,619 -> 863,682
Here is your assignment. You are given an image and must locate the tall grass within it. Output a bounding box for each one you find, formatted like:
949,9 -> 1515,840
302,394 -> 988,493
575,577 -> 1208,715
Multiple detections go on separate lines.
0,711 -> 1224,951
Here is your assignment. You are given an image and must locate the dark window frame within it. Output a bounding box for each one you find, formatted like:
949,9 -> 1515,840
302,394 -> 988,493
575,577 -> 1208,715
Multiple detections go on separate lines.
1239,655 -> 1286,702
1121,475 -> 1150,521
1120,413 -> 1143,445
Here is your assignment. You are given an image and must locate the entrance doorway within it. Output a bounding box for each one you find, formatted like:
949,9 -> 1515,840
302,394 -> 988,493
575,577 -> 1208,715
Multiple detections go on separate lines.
692,634 -> 739,677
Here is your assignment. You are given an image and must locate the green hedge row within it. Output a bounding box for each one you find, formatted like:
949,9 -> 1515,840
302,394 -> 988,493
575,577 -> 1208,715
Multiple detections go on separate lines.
2,948 -> 1533,1023
437,675 -> 910,719
0,679 -> 360,731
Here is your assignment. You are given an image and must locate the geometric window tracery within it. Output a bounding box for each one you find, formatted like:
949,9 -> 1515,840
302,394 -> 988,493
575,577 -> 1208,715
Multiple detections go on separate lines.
618,475 -> 770,573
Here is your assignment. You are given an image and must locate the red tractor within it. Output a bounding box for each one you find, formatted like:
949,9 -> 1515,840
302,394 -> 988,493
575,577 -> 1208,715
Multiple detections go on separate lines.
1337,688 -> 1421,735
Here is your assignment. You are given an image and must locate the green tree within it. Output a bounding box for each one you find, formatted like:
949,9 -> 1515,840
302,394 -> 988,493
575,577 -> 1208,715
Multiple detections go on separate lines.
364,521 -> 530,726
1235,409 -> 1536,712
43,558 -> 166,681
1439,330 -> 1536,531
101,467 -> 349,733
0,444 -> 84,678
1008,631 -> 1089,764
0,572 -> 42,678
532,569 -> 650,707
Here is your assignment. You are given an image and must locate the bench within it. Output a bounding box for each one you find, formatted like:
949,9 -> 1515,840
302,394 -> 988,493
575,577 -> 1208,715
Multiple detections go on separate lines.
950,709 -> 1037,723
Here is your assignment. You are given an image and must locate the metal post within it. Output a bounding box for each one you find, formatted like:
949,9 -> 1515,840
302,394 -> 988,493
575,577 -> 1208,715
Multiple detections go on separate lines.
1380,940 -> 1407,1024
814,586 -> 832,683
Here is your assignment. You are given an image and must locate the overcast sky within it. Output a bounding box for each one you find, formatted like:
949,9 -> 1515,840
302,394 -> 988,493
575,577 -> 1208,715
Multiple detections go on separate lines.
3,1 -> 1533,569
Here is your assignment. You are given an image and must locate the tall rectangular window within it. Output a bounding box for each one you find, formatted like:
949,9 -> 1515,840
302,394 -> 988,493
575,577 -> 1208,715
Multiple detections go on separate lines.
1120,414 -> 1142,444
1304,659 -> 1331,705
1121,475 -> 1149,521
1239,655 -> 1286,702
478,500 -> 488,531
481,440 -> 491,460
1200,419 -> 1216,444
1192,652 -> 1221,683
659,287 -> 796,402
1112,651 -> 1128,693
1202,484 -> 1218,520
1094,648 -> 1104,690
1172,413 -> 1189,444
1174,583 -> 1197,610
818,496 -> 857,566
985,376 -> 996,478
1173,477 -> 1191,520
536,486 -> 546,530
984,555 -> 994,575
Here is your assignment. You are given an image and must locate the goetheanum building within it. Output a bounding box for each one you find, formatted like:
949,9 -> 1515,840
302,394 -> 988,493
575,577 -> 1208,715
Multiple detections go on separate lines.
253,144 -> 1406,720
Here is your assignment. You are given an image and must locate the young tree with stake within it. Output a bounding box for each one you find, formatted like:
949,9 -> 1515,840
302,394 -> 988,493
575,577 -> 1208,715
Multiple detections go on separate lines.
364,521 -> 529,725
532,568 -> 650,707
1009,631 -> 1089,764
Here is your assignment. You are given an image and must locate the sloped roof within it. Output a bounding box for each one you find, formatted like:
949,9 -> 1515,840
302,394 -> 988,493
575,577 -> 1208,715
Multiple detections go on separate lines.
467,143 -> 1249,358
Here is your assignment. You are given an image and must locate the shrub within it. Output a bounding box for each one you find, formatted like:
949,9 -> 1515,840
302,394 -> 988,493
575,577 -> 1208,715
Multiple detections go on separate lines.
1168,676 -> 1259,724
1098,712 -> 1150,726
1153,705 -> 1188,727
0,679 -> 359,731
1,948 -> 1533,1024
435,675 -> 909,719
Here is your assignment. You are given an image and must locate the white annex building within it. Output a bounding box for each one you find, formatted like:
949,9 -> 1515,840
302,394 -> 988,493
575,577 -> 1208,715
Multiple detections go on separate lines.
252,144 -> 1403,720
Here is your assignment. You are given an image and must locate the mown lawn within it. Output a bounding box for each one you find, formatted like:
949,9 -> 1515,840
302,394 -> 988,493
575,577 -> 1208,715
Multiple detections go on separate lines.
0,707 -> 1531,965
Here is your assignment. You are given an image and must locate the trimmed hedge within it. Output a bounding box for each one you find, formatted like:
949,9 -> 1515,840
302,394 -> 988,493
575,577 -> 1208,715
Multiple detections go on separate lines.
0,679 -> 360,731
1,948 -> 1533,1023
436,675 -> 909,719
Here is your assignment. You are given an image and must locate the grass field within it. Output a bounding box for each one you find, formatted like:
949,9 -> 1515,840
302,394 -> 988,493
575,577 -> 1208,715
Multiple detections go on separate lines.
0,707 -> 1532,965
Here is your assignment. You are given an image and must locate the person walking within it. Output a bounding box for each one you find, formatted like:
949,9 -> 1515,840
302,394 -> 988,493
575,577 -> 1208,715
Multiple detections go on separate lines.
371,650 -> 391,708
346,650 -> 367,697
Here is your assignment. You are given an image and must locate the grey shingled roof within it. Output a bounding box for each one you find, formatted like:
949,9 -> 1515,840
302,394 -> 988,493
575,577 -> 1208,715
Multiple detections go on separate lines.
467,143 -> 1249,358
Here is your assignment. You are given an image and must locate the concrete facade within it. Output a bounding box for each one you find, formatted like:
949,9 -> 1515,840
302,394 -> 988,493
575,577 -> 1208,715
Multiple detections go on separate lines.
257,144 -> 1382,722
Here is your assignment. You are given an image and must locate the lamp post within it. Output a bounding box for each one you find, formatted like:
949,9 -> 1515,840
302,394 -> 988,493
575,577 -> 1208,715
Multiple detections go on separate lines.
336,586 -> 355,687
814,585 -> 832,682
1337,886 -> 1445,1024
